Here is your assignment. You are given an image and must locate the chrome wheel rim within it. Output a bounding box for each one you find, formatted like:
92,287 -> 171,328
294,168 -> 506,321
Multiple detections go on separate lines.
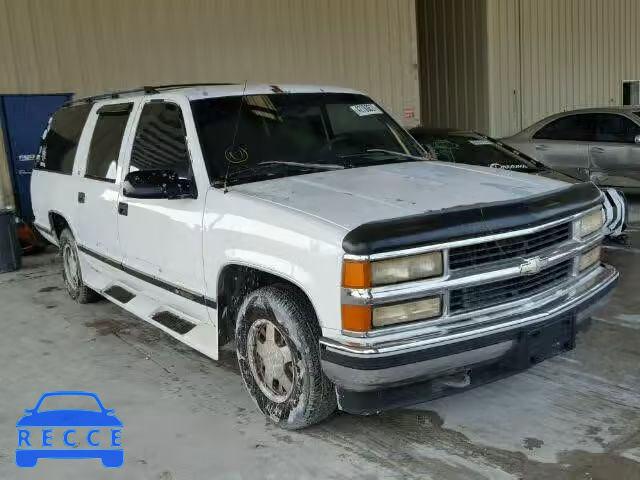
62,243 -> 80,290
247,319 -> 296,403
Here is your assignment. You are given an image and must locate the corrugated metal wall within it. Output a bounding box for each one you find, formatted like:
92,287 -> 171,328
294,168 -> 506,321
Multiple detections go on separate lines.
488,0 -> 640,137
486,0 -> 521,137
0,0 -> 420,124
417,0 -> 490,133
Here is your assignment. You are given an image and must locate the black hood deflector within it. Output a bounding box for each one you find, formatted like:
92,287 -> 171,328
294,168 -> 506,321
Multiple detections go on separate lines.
342,182 -> 602,255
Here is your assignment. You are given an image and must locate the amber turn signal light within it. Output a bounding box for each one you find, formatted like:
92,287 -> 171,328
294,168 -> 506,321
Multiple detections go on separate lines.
341,304 -> 372,332
342,260 -> 371,289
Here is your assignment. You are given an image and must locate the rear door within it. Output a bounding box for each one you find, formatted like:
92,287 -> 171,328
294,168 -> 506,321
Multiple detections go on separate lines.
75,101 -> 139,263
588,113 -> 640,190
529,114 -> 593,180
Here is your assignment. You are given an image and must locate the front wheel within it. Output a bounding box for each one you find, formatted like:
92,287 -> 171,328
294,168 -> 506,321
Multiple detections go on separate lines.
235,285 -> 336,429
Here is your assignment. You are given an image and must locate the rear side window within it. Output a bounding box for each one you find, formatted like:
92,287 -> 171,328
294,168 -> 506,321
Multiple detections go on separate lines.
85,103 -> 133,182
36,104 -> 92,174
129,102 -> 191,178
533,114 -> 595,141
591,113 -> 640,143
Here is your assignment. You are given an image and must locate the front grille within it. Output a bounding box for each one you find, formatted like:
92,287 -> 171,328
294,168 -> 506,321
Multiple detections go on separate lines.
449,223 -> 572,270
449,260 -> 572,313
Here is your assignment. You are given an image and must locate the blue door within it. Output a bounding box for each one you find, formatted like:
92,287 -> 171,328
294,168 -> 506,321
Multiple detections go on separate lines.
1,94 -> 72,221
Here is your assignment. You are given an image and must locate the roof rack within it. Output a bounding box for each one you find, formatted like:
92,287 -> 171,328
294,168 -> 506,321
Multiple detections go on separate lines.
62,83 -> 235,107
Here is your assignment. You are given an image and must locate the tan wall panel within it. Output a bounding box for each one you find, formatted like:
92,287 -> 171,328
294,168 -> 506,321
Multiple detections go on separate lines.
0,0 -> 420,124
488,0 -> 640,137
486,0 -> 521,137
418,0 -> 490,133
0,129 -> 14,209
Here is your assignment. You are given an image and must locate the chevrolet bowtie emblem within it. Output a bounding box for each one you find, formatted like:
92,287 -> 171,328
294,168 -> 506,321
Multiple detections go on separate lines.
519,257 -> 547,275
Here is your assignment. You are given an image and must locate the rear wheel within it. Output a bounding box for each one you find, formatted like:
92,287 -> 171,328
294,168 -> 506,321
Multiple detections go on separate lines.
236,285 -> 336,429
59,229 -> 100,303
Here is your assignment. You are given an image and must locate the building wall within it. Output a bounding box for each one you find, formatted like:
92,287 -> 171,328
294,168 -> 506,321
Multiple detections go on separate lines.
487,0 -> 640,137
0,0 -> 420,125
0,129 -> 13,209
417,0 -> 490,133
486,0 -> 521,137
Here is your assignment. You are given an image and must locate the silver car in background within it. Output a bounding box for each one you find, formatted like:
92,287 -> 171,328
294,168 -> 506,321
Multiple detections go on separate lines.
502,107 -> 640,193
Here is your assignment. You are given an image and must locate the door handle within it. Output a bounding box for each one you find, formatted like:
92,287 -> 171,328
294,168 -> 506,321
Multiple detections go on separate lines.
591,147 -> 606,154
118,202 -> 128,216
78,192 -> 85,204
535,145 -> 549,151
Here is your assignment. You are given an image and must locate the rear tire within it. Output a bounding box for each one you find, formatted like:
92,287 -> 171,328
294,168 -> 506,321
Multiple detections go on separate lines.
235,285 -> 336,429
59,228 -> 100,304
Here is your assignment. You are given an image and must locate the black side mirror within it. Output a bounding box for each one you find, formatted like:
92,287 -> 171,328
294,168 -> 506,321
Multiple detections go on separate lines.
123,170 -> 197,199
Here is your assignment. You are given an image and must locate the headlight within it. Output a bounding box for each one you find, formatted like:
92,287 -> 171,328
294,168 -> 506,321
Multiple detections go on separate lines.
371,252 -> 443,286
576,209 -> 604,238
579,246 -> 601,271
373,297 -> 442,327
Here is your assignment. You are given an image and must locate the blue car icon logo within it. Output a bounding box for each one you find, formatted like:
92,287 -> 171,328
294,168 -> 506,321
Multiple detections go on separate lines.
16,391 -> 123,468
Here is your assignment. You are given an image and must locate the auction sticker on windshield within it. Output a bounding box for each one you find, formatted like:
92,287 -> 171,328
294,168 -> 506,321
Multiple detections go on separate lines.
15,391 -> 123,468
350,104 -> 383,116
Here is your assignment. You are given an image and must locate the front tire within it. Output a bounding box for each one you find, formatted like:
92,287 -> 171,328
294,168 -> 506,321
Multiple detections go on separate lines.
59,229 -> 100,304
235,285 -> 336,429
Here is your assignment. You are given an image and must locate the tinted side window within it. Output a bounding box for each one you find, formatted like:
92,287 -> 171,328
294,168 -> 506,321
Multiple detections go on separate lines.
533,114 -> 595,141
85,104 -> 133,182
592,113 -> 640,143
130,102 -> 191,178
36,104 -> 92,174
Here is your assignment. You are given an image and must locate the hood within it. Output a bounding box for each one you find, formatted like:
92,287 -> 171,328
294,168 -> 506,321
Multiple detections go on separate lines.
232,161 -> 570,230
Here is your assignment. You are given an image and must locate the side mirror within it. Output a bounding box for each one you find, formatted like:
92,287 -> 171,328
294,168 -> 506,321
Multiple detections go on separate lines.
123,170 -> 197,199
635,134 -> 640,145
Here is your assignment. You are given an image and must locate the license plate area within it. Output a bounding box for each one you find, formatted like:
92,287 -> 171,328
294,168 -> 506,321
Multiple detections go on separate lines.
525,315 -> 575,365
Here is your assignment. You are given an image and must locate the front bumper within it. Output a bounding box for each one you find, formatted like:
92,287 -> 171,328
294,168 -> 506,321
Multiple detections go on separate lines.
320,263 -> 618,414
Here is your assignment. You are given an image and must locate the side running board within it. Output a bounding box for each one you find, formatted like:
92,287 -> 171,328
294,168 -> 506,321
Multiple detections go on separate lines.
151,311 -> 196,335
103,285 -> 136,304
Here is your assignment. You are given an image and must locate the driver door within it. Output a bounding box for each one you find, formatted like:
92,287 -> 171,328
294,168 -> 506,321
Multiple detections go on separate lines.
117,97 -> 210,322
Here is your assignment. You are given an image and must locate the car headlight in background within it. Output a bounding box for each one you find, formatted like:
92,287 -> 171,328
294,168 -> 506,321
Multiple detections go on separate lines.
576,209 -> 604,238
372,297 -> 442,327
579,245 -> 601,271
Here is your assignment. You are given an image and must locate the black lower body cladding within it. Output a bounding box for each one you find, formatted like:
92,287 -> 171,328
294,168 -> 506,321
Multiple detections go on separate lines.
341,182 -> 602,255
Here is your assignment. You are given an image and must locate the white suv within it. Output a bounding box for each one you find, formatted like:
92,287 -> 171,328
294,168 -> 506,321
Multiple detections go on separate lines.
31,84 -> 618,429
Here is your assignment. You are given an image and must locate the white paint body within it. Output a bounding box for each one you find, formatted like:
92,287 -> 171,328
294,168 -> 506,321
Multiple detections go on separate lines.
31,85 -> 572,360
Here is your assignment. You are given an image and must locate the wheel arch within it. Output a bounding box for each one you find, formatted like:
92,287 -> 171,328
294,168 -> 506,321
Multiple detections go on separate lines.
216,263 -> 319,346
48,210 -> 72,241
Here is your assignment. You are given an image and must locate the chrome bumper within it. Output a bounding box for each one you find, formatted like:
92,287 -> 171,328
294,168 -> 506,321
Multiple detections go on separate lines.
320,263 -> 618,394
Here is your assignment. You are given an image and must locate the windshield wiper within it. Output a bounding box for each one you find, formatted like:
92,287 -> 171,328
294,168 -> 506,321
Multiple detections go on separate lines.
213,160 -> 344,188
365,149 -> 429,161
257,161 -> 344,170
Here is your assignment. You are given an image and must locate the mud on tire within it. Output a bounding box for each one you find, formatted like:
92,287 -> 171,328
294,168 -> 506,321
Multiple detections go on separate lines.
59,229 -> 100,304
235,285 -> 336,429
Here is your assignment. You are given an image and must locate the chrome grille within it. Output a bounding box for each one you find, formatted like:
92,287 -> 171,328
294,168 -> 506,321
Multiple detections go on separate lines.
449,223 -> 572,270
449,260 -> 572,313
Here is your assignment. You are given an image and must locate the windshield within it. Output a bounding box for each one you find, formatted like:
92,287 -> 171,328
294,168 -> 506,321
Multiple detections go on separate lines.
416,133 -> 542,172
36,394 -> 102,412
191,93 -> 424,186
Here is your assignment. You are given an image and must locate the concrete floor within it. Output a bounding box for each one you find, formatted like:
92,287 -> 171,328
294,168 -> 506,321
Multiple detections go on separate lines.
1,235 -> 639,480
